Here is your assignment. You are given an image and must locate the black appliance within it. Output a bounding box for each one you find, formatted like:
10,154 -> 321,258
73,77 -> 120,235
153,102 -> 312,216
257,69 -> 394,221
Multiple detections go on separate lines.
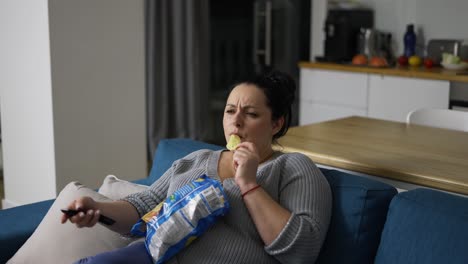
322,8 -> 374,62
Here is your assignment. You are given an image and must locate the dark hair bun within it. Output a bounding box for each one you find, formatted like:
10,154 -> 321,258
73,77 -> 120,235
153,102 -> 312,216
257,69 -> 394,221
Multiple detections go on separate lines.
235,70 -> 297,140
264,70 -> 296,112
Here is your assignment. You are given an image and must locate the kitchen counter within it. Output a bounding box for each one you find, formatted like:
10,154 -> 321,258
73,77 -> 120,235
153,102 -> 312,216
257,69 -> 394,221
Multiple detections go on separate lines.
277,116 -> 468,195
299,61 -> 468,83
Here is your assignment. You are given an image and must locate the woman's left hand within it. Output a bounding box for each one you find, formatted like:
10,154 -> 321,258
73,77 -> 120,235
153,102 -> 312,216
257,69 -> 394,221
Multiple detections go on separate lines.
232,142 -> 260,192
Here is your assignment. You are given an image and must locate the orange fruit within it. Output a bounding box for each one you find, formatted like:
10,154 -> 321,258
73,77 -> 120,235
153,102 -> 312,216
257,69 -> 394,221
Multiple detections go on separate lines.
369,57 -> 388,67
352,54 -> 368,65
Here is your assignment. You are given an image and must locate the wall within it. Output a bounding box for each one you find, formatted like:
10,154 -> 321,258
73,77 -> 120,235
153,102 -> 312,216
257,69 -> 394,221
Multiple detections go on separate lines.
312,0 -> 468,57
310,0 -> 327,60
360,0 -> 468,55
0,0 -> 57,207
48,0 -> 147,192
0,0 -> 146,207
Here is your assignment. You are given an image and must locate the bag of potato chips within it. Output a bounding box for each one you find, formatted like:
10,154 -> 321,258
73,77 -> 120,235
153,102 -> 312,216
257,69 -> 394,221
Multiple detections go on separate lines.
131,175 -> 229,264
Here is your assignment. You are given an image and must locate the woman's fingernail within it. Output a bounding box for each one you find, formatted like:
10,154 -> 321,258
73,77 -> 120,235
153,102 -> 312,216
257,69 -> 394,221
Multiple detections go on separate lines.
79,212 -> 85,217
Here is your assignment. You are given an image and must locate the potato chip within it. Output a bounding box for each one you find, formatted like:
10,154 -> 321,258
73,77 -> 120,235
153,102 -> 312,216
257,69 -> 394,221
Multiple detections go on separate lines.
226,135 -> 241,151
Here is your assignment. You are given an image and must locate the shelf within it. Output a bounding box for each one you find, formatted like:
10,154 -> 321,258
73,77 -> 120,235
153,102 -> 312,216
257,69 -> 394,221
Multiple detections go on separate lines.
299,62 -> 468,83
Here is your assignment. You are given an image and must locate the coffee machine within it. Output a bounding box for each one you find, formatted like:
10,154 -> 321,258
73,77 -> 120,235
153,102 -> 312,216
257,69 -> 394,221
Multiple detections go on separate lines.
322,8 -> 374,63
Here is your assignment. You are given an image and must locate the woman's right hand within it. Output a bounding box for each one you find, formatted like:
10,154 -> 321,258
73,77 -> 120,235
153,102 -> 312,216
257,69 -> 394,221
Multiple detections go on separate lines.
60,196 -> 101,228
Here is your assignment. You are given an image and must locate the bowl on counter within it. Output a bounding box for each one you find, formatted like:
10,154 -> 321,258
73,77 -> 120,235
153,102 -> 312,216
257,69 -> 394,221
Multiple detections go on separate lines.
441,62 -> 468,70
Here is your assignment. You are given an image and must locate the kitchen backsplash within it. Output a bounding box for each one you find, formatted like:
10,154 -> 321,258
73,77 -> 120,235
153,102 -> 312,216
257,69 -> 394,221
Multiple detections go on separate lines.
358,0 -> 468,56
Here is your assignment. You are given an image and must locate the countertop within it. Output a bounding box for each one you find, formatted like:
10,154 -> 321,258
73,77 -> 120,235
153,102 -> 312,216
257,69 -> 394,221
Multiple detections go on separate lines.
277,116 -> 468,195
299,61 -> 468,83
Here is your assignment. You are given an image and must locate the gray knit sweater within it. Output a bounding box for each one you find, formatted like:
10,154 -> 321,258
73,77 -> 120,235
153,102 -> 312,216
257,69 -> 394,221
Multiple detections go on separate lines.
124,149 -> 332,264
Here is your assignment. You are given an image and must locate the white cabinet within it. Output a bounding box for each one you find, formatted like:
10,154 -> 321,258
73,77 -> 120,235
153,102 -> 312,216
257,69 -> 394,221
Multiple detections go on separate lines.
301,69 -> 368,107
300,102 -> 368,124
299,69 -> 368,125
368,75 -> 450,122
299,69 -> 450,125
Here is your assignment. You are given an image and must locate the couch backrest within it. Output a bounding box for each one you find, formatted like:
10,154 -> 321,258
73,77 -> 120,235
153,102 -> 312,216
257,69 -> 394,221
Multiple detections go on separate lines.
135,139 -> 223,186
147,139 -> 398,264
375,188 -> 468,264
316,169 -> 397,264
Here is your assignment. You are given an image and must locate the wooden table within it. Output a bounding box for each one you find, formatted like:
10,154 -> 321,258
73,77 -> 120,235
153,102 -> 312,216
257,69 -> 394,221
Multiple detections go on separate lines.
277,116 -> 468,195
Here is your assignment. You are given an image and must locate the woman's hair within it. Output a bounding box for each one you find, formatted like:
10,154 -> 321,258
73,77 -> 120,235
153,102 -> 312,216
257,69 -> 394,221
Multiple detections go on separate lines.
230,70 -> 296,141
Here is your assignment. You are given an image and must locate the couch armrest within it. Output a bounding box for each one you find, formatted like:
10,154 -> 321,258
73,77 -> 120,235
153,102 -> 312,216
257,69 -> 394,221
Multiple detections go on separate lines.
0,199 -> 54,263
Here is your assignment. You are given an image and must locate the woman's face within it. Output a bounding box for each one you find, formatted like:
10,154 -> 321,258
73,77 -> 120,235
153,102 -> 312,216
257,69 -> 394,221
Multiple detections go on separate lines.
223,84 -> 282,154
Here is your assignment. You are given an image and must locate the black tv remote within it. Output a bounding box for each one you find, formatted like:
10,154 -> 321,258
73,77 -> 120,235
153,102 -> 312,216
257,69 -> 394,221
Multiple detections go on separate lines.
61,209 -> 115,226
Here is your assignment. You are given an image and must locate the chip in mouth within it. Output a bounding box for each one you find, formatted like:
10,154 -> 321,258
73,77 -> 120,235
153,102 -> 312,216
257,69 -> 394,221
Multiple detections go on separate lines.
226,135 -> 241,151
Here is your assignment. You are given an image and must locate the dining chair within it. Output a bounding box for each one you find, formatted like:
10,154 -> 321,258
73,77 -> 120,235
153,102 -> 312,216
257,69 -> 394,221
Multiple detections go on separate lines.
406,108 -> 468,132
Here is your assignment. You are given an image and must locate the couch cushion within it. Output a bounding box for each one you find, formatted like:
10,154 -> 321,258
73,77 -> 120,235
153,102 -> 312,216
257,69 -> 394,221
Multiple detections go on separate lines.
375,188 -> 468,264
98,175 -> 148,200
316,169 -> 397,264
7,181 -> 145,264
137,138 -> 223,186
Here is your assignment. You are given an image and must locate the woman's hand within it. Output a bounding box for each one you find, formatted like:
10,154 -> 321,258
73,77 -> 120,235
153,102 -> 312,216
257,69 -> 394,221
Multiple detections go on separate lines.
60,196 -> 101,228
232,142 -> 260,192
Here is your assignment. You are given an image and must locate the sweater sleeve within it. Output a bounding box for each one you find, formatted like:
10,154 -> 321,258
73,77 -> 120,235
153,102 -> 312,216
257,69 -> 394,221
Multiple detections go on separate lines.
264,153 -> 332,264
121,149 -> 213,217
122,163 -> 174,217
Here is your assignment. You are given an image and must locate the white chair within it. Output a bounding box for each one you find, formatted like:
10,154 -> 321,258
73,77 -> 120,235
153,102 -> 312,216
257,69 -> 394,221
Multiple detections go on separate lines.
406,108 -> 468,132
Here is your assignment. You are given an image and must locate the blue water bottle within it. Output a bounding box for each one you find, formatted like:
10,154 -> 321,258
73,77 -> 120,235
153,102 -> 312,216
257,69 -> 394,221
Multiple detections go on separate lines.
404,24 -> 416,57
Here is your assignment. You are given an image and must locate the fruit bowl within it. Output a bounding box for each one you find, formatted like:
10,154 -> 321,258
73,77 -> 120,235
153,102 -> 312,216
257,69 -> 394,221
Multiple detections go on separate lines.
441,62 -> 468,70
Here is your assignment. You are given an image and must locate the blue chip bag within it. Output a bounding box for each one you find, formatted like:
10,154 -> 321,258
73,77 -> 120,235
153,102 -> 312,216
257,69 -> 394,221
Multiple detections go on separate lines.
131,175 -> 229,264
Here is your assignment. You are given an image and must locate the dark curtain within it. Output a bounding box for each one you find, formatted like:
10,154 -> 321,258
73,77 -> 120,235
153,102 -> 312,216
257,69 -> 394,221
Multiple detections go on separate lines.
145,0 -> 211,159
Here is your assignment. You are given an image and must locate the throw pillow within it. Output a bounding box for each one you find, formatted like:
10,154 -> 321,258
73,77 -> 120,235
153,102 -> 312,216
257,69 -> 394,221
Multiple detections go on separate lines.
7,182 -> 137,263
98,175 -> 148,200
316,168 -> 397,264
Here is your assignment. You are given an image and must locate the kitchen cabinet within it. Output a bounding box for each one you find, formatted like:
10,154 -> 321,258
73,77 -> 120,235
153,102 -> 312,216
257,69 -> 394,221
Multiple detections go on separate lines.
368,75 -> 449,122
299,68 -> 450,125
299,69 -> 368,124
299,102 -> 367,124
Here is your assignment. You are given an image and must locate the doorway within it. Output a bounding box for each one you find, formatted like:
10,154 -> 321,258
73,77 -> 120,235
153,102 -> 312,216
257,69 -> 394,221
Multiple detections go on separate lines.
206,0 -> 311,145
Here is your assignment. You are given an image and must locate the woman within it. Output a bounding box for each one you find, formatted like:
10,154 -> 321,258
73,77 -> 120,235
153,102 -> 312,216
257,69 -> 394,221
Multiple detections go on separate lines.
62,70 -> 332,264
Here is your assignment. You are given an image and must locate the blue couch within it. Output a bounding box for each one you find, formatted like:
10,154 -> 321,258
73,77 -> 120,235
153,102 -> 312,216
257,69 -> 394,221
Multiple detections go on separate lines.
1,139 -> 467,263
